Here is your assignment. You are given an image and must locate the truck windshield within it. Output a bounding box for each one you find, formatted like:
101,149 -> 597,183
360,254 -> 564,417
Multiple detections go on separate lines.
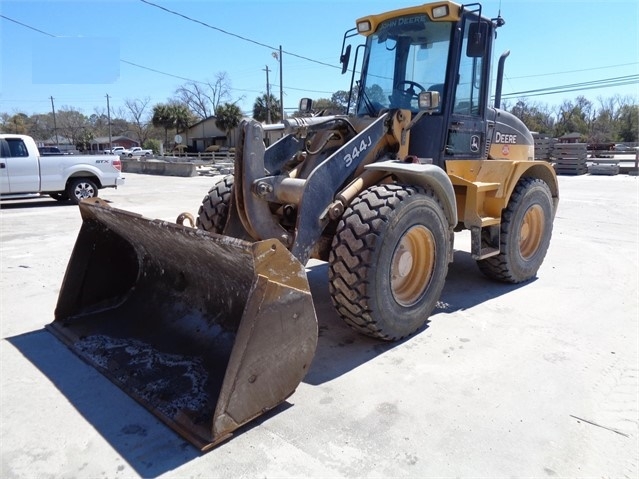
357,15 -> 452,116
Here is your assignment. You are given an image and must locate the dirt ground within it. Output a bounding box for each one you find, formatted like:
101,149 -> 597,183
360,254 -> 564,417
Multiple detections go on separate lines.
1,171 -> 637,478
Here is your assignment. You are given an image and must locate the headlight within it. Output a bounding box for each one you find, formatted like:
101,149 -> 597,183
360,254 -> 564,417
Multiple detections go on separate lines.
432,5 -> 449,18
357,20 -> 372,33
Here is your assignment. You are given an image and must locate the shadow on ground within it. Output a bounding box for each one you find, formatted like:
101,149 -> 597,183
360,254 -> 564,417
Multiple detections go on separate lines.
303,249 -> 528,385
6,248 -> 527,472
0,198 -> 74,209
0,198 -> 115,209
6,330 -> 202,475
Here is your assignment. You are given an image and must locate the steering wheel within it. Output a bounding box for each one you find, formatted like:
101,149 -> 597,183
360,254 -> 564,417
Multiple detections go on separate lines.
396,80 -> 426,99
391,80 -> 427,109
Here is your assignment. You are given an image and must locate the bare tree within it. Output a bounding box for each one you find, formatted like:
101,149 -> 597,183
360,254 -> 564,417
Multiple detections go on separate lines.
174,72 -> 233,120
56,107 -> 90,146
124,97 -> 152,145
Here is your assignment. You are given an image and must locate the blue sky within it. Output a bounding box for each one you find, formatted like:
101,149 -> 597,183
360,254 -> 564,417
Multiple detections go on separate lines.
1,0 -> 638,118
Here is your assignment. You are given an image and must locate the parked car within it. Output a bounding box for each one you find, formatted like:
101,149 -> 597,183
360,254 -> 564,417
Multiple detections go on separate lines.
38,146 -> 71,156
124,147 -> 153,158
104,146 -> 127,155
614,144 -> 630,152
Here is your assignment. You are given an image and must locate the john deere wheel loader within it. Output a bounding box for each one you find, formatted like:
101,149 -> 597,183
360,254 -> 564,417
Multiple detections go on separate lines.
48,1 -> 558,451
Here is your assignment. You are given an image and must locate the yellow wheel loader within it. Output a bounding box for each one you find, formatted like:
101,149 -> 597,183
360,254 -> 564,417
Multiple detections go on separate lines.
48,1 -> 558,451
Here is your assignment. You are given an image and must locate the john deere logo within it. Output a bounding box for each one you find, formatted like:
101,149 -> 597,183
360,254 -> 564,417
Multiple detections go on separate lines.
470,135 -> 480,153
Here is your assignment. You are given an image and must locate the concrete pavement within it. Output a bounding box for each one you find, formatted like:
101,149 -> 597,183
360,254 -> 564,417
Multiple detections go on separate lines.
1,172 -> 637,478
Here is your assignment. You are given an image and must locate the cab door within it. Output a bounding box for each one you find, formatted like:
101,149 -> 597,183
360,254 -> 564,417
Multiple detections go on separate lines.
444,17 -> 491,160
0,137 -> 41,194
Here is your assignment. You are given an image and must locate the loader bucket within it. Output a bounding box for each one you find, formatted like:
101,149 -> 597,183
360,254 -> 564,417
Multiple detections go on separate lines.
47,200 -> 317,451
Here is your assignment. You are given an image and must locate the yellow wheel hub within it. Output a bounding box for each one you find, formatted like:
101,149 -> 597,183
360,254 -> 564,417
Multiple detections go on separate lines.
390,225 -> 435,306
520,204 -> 545,260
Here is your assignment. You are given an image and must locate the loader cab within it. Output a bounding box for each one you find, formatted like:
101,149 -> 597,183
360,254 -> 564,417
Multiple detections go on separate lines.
353,2 -> 495,167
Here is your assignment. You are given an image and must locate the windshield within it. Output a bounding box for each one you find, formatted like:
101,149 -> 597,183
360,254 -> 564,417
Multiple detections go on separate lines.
357,14 -> 452,116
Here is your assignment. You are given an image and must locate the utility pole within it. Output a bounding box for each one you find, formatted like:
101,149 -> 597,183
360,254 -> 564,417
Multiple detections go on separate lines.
263,65 -> 271,124
50,96 -> 59,147
273,46 -> 284,121
106,94 -> 112,151
279,46 -> 284,121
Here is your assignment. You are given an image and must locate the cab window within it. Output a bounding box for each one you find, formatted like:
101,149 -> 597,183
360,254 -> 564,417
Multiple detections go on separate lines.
453,20 -> 486,116
5,139 -> 29,158
358,15 -> 452,115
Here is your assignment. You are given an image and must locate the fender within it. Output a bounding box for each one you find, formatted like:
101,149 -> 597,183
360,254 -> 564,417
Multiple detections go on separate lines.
446,159 -> 559,224
364,160 -> 458,228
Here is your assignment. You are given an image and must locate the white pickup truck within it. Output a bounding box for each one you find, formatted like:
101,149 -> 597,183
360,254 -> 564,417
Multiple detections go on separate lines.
1,134 -> 124,204
104,146 -> 126,155
124,146 -> 153,158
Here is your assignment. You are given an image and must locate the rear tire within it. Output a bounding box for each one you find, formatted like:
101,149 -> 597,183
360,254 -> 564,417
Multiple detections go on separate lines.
197,175 -> 234,233
329,184 -> 450,341
477,177 -> 554,283
66,178 -> 98,204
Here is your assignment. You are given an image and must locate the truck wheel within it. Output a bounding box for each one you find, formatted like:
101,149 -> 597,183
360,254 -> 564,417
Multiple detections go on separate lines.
477,177 -> 554,283
197,175 -> 234,233
49,192 -> 69,202
329,184 -> 450,341
66,178 -> 98,204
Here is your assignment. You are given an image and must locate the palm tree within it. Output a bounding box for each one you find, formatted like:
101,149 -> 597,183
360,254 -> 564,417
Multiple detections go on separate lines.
151,104 -> 173,148
152,103 -> 194,149
171,103 -> 192,141
215,103 -> 243,145
253,94 -> 281,123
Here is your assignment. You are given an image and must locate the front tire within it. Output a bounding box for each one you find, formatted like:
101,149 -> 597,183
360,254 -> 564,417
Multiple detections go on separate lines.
477,177 -> 554,283
329,184 -> 450,341
197,175 -> 234,233
66,178 -> 98,204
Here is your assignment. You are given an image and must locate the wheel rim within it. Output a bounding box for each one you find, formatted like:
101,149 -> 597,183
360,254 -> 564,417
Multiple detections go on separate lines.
390,225 -> 435,306
519,204 -> 544,260
74,182 -> 95,200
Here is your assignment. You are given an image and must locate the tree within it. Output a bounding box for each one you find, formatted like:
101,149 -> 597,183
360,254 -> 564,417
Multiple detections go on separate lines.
28,113 -> 55,141
124,97 -> 152,145
617,104 -> 639,142
151,102 -> 194,148
310,98 -> 343,113
508,99 -> 555,134
56,107 -> 90,146
331,88 -> 359,115
252,94 -> 281,123
144,138 -> 162,154
215,103 -> 243,143
171,103 -> 193,140
2,113 -> 30,134
88,111 -> 110,137
152,103 -> 174,147
555,97 -> 592,138
76,129 -> 94,152
174,72 -> 233,120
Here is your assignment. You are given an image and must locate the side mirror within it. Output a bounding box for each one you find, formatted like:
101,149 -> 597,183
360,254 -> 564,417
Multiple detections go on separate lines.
466,21 -> 488,58
340,44 -> 351,74
299,98 -> 313,113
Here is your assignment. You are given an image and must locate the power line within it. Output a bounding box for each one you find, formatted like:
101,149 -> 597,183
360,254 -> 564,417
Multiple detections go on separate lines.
138,0 -> 341,71
0,14 -> 340,99
1,13 -> 636,108
0,14 -> 55,37
501,74 -> 639,99
507,62 -> 639,80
